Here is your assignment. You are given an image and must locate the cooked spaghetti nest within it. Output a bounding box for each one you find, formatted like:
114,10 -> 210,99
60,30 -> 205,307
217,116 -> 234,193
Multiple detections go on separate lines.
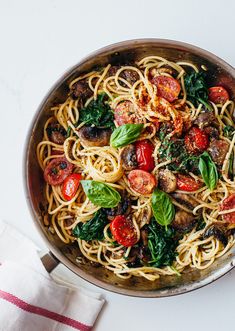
37,55 -> 235,281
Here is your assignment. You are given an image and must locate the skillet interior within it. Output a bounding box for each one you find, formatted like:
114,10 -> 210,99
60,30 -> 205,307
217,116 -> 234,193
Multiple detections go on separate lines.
25,39 -> 235,297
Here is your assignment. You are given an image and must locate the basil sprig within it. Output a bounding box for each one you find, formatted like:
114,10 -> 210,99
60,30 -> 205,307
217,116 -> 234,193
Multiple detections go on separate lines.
80,180 -> 121,208
110,123 -> 144,148
199,152 -> 218,190
151,188 -> 175,229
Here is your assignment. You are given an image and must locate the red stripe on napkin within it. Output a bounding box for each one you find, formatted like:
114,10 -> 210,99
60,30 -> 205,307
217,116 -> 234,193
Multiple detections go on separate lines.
0,289 -> 92,331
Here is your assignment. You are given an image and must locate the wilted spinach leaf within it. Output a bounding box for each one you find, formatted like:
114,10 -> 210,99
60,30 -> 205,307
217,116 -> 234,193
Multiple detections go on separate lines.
184,71 -> 212,111
147,219 -> 178,268
73,209 -> 108,241
79,93 -> 115,129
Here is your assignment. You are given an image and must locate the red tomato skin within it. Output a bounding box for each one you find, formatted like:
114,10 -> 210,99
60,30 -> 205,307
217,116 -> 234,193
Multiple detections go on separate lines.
135,140 -> 155,172
208,86 -> 229,104
152,76 -> 181,102
176,174 -> 202,192
220,194 -> 235,223
110,215 -> 138,247
185,127 -> 209,154
128,169 -> 157,195
62,173 -> 82,201
44,157 -> 73,186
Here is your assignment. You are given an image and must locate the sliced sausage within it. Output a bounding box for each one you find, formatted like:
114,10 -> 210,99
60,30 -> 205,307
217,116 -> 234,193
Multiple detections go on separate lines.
158,169 -> 177,193
77,126 -> 111,147
208,139 -> 229,165
120,144 -> 137,171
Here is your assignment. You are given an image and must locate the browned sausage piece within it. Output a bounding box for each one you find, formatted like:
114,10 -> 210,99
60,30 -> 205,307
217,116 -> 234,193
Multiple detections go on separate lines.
71,80 -> 92,100
77,126 -> 111,147
120,144 -> 137,170
158,169 -> 177,193
208,139 -> 229,165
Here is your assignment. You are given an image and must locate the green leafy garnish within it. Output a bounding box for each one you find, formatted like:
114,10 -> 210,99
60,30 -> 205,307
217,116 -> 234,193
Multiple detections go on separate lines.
184,71 -> 212,111
73,210 -> 108,241
199,152 -> 218,190
223,125 -> 235,140
79,93 -> 115,129
151,188 -> 175,230
159,138 -> 199,174
80,180 -> 121,208
147,219 -> 178,268
110,123 -> 144,148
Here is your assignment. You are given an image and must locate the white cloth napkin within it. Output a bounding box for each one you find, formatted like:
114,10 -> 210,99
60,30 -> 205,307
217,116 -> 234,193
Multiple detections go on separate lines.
0,220 -> 105,331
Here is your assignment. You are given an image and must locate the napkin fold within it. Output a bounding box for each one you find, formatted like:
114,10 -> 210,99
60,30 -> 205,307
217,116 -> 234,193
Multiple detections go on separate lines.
0,220 -> 105,331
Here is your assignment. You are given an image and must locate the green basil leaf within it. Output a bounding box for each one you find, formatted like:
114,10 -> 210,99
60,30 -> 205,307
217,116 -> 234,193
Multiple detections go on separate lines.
110,123 -> 144,148
199,152 -> 218,190
80,180 -> 121,208
151,188 -> 175,229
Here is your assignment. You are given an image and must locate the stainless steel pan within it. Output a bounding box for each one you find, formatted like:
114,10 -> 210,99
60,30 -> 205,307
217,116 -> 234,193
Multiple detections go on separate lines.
24,39 -> 235,297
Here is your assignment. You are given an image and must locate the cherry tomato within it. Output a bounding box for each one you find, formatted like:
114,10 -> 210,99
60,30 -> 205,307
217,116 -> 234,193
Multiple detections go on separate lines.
208,86 -> 229,104
128,169 -> 157,195
152,76 -> 181,102
110,215 -> 138,247
62,173 -> 82,201
184,126 -> 209,154
177,174 -> 202,192
135,140 -> 155,172
44,157 -> 73,186
114,101 -> 141,126
220,194 -> 235,223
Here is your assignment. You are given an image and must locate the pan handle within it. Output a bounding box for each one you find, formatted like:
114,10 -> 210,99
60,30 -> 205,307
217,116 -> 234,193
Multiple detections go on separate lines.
40,251 -> 60,273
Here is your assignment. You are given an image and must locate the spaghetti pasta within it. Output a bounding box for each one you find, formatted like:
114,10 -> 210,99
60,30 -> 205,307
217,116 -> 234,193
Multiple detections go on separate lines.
37,55 -> 235,281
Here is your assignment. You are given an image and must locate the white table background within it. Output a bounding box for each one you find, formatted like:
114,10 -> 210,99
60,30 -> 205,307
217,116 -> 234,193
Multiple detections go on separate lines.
1,0 -> 235,330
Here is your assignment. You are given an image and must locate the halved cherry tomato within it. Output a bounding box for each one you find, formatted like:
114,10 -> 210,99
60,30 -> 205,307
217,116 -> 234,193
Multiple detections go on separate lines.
152,76 -> 181,102
62,173 -> 82,201
220,194 -> 235,223
44,157 -> 73,186
128,169 -> 157,195
114,101 -> 141,126
110,215 -> 138,247
184,126 -> 209,154
177,174 -> 202,192
208,86 -> 229,104
135,140 -> 155,172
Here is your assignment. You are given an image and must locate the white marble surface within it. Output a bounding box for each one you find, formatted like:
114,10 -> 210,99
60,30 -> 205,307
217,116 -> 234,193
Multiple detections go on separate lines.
0,0 -> 235,330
